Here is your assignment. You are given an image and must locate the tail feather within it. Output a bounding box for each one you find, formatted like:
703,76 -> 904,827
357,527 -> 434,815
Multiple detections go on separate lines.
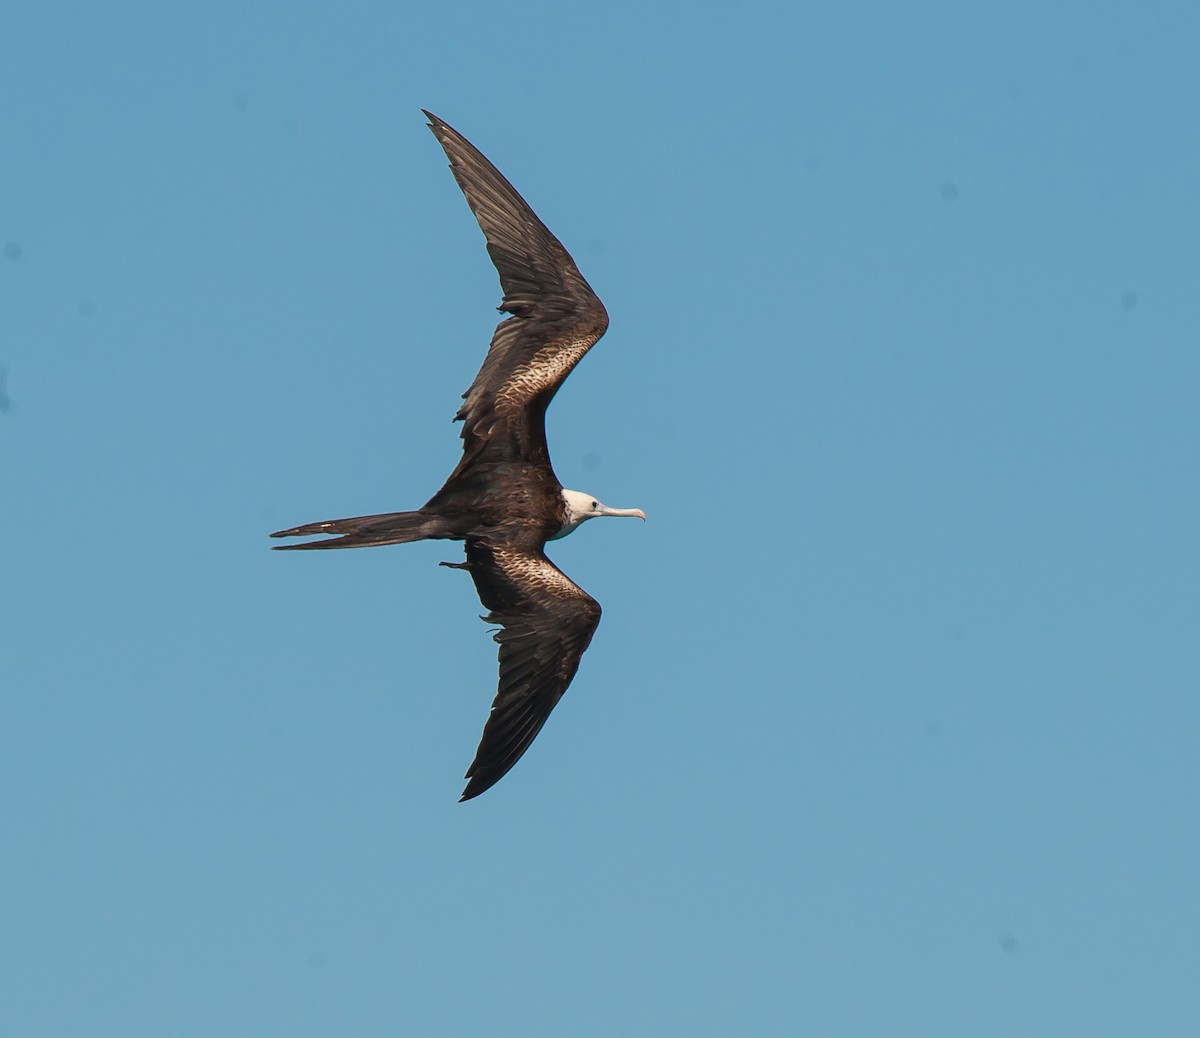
270,509 -> 451,550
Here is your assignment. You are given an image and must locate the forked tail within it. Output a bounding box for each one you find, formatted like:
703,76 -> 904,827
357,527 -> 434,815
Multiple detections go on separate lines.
270,509 -> 453,550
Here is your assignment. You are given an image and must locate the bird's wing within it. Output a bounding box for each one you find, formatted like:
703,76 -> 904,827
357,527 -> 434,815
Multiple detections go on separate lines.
455,537 -> 602,801
423,111 -> 609,467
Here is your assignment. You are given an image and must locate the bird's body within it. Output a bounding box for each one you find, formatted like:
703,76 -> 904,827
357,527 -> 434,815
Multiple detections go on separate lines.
272,112 -> 643,801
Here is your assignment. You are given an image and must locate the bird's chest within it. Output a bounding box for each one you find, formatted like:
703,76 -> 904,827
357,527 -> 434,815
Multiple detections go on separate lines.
477,464 -> 563,537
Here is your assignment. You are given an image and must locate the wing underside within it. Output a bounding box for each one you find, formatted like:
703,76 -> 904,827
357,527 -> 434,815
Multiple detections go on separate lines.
423,112 -> 609,466
455,537 -> 602,801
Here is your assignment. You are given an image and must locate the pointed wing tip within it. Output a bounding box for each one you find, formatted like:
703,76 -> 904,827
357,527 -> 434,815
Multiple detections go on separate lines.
422,109 -> 450,136
459,750 -> 522,802
458,775 -> 496,803
423,110 -> 466,154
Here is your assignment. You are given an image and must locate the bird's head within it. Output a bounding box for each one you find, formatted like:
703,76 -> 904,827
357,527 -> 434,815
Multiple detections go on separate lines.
551,489 -> 646,540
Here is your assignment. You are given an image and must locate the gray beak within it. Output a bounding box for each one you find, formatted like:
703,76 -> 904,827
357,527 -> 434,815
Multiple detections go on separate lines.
600,506 -> 646,520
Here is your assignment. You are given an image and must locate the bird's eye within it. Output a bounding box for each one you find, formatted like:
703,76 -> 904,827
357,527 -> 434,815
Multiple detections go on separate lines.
591,500 -> 598,509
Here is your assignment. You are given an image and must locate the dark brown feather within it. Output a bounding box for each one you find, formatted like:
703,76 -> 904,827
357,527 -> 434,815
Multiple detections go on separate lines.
274,113 -> 627,802
457,537 -> 601,801
422,111 -> 609,474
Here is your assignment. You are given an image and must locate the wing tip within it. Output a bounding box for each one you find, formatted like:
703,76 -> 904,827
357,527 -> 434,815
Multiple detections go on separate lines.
458,773 -> 497,803
422,109 -> 453,140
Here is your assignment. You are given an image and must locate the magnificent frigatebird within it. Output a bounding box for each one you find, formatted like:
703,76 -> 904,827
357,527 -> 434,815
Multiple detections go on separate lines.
271,111 -> 644,801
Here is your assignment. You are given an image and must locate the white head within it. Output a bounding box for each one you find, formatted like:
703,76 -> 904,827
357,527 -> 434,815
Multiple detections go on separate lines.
551,489 -> 646,540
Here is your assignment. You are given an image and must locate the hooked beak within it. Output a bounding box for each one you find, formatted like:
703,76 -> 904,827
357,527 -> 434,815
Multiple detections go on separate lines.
600,506 -> 646,520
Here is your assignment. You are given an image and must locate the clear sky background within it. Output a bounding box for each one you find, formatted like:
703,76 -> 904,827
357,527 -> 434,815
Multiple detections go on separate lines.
3,2 -> 1198,1035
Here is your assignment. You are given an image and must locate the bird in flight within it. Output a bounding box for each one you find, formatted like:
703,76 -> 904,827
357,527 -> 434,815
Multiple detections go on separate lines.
272,111 -> 644,801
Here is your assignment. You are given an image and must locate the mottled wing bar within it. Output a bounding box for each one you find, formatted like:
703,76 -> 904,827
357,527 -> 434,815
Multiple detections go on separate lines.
493,337 -> 599,413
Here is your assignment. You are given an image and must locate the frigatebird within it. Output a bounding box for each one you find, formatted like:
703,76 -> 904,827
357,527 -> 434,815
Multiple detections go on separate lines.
271,111 -> 645,801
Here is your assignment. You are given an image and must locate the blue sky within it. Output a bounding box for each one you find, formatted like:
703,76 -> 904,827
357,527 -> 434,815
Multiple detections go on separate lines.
3,2 -> 1199,1035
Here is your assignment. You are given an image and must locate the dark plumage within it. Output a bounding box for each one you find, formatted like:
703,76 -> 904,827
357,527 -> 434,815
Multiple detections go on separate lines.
272,112 -> 644,801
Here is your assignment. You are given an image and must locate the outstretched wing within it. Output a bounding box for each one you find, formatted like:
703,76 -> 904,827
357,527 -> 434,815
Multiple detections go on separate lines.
423,111 -> 609,468
455,537 -> 602,801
